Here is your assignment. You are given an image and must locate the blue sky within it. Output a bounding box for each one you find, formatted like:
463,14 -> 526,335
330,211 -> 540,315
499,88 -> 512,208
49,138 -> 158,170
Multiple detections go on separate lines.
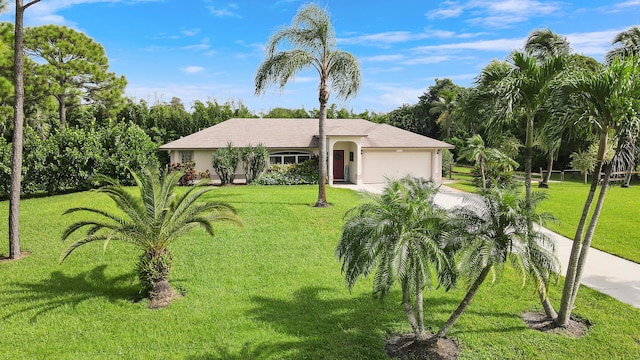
2,0 -> 640,115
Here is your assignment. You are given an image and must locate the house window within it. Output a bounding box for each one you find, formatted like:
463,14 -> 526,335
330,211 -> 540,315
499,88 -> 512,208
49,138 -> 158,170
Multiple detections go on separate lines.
180,150 -> 194,164
269,151 -> 311,165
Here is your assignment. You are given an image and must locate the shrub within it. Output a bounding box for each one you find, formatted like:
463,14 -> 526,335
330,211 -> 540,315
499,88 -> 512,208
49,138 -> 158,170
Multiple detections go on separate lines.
169,162 -> 196,186
212,142 -> 239,185
241,143 -> 269,184
254,157 -> 319,185
2,122 -> 159,196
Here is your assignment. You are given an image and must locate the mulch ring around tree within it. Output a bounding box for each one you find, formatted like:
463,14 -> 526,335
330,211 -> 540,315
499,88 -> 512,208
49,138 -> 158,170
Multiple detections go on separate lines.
522,312 -> 591,337
386,333 -> 460,360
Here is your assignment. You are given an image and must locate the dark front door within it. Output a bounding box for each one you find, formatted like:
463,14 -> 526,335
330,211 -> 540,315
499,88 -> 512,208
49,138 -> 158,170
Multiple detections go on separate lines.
333,150 -> 345,181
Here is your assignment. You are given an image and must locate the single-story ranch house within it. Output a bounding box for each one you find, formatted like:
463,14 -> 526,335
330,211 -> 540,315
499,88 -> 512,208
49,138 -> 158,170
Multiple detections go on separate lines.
159,118 -> 454,185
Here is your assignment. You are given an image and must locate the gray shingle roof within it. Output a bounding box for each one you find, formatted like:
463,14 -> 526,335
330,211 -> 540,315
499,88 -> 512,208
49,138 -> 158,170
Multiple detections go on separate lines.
159,118 -> 454,150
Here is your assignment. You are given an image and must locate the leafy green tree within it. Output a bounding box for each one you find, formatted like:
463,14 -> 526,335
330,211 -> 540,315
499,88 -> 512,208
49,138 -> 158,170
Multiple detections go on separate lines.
8,0 -> 40,260
337,177 -> 454,342
435,187 -> 559,338
255,3 -> 361,207
569,150 -> 594,185
60,166 -> 242,308
555,55 -> 640,326
24,24 -> 126,126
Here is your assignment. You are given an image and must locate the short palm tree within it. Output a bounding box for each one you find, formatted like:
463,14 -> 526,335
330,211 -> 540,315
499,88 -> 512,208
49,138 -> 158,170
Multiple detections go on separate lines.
255,3 -> 361,207
336,177 -> 455,342
60,166 -> 242,308
435,186 -> 559,338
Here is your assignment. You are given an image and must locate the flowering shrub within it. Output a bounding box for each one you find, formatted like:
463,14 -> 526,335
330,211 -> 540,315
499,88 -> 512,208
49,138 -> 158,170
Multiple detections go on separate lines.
169,162 -> 195,186
254,157 -> 319,185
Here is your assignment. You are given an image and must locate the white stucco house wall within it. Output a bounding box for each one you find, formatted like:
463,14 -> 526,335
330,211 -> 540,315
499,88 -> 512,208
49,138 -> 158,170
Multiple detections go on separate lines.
159,118 -> 454,185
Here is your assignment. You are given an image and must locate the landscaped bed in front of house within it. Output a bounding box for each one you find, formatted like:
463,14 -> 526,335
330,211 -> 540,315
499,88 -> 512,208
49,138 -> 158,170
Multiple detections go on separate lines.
1,185 -> 639,359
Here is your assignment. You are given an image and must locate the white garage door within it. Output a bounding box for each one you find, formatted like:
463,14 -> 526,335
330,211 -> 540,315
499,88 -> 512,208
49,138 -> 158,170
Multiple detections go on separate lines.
362,150 -> 432,184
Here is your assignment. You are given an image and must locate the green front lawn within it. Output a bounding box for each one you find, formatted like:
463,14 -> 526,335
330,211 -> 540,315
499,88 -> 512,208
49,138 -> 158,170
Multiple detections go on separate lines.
1,186 -> 639,359
447,173 -> 640,264
536,181 -> 640,263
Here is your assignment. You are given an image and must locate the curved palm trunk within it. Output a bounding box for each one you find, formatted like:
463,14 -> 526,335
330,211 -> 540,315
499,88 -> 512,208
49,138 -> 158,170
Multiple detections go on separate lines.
403,301 -> 420,337
539,287 -> 558,319
557,133 -> 608,326
436,265 -> 491,338
540,155 -> 554,188
566,163 -> 612,313
315,82 -> 329,207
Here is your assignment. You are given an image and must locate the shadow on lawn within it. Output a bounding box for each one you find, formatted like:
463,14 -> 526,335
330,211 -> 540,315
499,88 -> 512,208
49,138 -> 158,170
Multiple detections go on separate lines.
189,287 -> 459,360
1,265 -> 140,322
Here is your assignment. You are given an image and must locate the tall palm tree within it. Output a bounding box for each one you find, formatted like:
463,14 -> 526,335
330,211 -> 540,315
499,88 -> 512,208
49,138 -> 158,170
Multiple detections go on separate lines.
525,29 -> 571,189
255,3 -> 361,207
429,88 -> 458,139
555,55 -> 640,326
606,25 -> 640,63
60,166 -> 242,308
435,187 -> 559,338
336,177 -> 455,341
499,51 -> 564,203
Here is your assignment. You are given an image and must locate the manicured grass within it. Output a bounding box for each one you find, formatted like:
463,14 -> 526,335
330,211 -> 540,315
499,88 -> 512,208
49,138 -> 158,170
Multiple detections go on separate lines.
536,180 -> 640,263
1,186 -> 639,359
446,170 -> 640,263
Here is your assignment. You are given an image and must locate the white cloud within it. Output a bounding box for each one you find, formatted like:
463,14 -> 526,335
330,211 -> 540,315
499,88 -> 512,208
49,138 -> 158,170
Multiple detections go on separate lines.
338,29 -> 472,47
401,56 -> 456,65
16,0 -> 161,26
181,66 -> 205,74
360,55 -> 406,62
411,37 -> 524,53
566,29 -> 622,58
366,84 -> 427,109
426,0 -> 563,28
182,38 -> 211,51
181,28 -> 200,37
208,4 -> 242,18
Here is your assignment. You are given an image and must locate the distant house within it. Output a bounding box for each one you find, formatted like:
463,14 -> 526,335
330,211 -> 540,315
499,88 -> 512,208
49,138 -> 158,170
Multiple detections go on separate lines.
159,118 -> 453,185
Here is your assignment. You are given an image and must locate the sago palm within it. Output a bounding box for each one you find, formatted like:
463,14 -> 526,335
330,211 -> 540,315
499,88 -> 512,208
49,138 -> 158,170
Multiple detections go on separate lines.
336,177 -> 455,341
255,3 -> 361,207
435,186 -> 559,338
60,166 -> 242,308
